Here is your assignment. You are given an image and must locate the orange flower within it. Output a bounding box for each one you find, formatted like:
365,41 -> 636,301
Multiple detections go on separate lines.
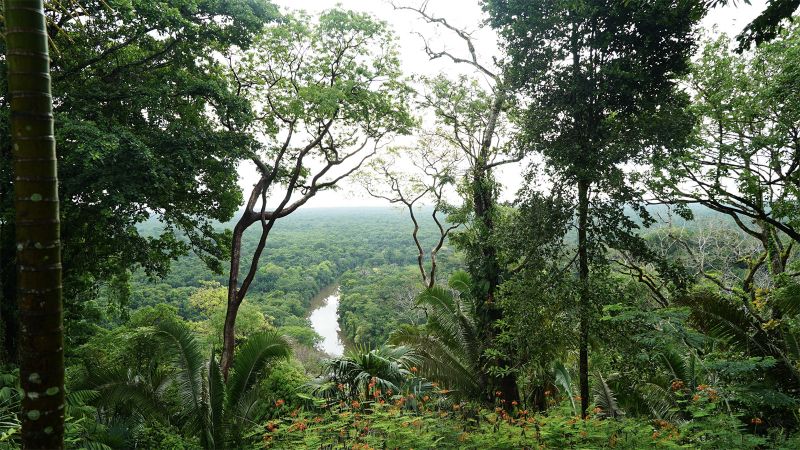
697,384 -> 708,391
543,390 -> 551,397
511,401 -> 518,406
495,391 -> 503,397
692,394 -> 700,402
671,380 -> 684,391
352,400 -> 361,409
422,395 -> 430,402
593,406 -> 603,414
274,399 -> 285,407
410,366 -> 418,373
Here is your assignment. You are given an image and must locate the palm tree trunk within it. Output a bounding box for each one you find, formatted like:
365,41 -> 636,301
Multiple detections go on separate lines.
6,0 -> 66,447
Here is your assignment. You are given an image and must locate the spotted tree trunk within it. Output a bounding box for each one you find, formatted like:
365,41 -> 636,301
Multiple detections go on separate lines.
6,0 -> 66,447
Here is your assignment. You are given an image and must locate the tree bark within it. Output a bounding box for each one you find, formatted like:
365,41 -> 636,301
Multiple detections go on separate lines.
221,218 -> 246,379
578,178 -> 590,419
7,0 -> 66,446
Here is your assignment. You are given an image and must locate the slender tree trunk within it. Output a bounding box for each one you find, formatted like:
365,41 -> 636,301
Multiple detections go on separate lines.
7,0 -> 66,446
577,178 -> 590,419
221,220 -> 246,379
221,297 -> 240,378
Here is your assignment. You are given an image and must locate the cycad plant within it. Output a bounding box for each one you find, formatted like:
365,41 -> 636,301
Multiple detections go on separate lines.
682,288 -> 800,400
390,271 -> 483,399
309,345 -> 419,401
85,320 -> 290,449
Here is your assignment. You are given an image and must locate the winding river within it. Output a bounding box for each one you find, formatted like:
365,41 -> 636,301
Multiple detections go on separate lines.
308,283 -> 345,356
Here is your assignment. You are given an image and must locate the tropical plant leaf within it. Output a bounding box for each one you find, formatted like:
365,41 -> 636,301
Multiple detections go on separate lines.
153,319 -> 205,431
208,349 -> 225,449
227,330 -> 291,410
592,373 -> 624,419
552,361 -> 576,415
636,383 -> 679,422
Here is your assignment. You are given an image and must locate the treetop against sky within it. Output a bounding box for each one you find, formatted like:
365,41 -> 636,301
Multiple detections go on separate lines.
237,0 -> 771,209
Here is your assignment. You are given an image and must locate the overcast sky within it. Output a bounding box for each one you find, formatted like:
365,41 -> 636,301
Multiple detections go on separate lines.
242,0 -> 769,209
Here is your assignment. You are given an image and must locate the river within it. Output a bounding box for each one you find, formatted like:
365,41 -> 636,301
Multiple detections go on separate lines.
308,283 -> 345,356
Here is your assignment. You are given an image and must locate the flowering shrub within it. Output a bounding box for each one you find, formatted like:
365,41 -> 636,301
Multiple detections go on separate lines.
249,384 -> 800,449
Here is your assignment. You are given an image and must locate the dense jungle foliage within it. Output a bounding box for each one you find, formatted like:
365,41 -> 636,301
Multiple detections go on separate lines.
2,0 -> 800,448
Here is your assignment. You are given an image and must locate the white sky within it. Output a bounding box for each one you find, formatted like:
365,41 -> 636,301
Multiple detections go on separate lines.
240,0 -> 769,208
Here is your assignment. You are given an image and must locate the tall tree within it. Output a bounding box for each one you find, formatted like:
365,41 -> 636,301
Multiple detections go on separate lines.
220,9 -> 414,378
485,0 -> 702,417
393,1 -> 524,402
0,0 -> 276,360
5,0 -> 65,446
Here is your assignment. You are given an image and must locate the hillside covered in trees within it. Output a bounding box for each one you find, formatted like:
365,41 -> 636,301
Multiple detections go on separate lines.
2,0 -> 800,448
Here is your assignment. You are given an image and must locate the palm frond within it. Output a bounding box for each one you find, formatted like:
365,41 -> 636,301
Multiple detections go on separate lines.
684,290 -> 768,354
636,383 -> 679,422
448,270 -> 472,293
592,373 -> 624,419
656,347 -> 689,383
208,349 -> 225,449
66,389 -> 100,408
227,330 -> 291,409
390,272 -> 483,398
552,361 -> 576,414
152,320 -> 206,433
390,325 -> 480,397
82,367 -> 164,421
